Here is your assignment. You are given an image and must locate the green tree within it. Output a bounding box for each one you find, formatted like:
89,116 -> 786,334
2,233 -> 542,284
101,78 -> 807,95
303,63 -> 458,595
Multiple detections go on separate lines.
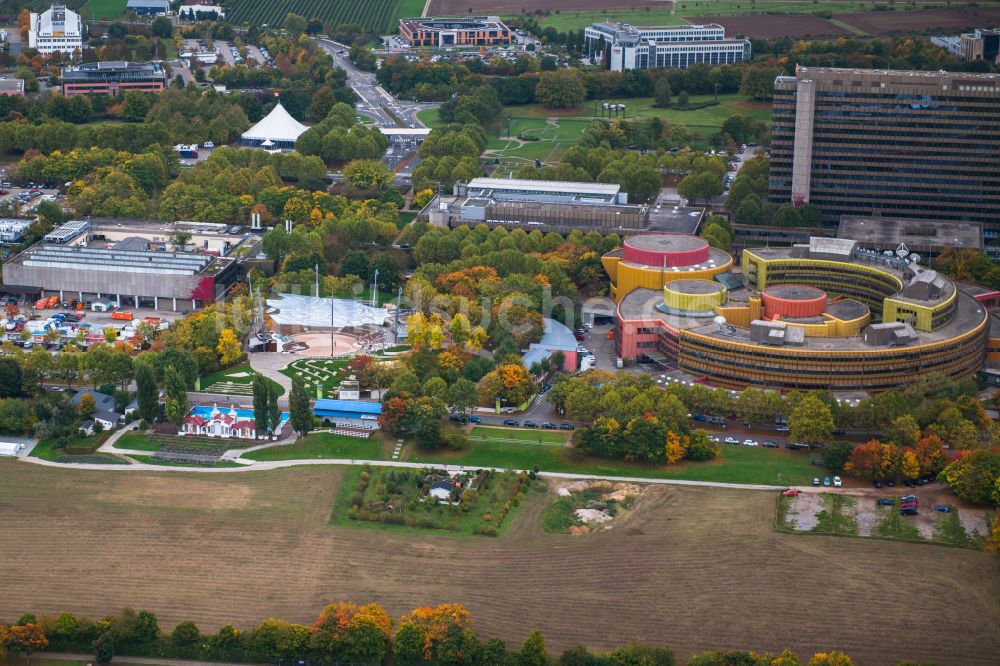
678,172 -> 723,204
252,373 -> 270,440
289,378 -> 312,437
150,16 -> 172,38
343,159 -> 393,192
517,630 -> 549,666
163,365 -> 188,428
93,632 -> 115,665
283,12 -> 307,36
886,415 -> 920,447
654,78 -> 672,108
789,395 -> 834,447
821,441 -> 854,473
535,70 -> 586,109
119,90 -> 151,123
134,359 -> 158,423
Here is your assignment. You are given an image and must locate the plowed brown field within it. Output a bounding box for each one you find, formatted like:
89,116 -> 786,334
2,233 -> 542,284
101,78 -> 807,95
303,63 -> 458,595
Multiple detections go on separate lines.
427,0 -> 671,14
0,461 -> 997,665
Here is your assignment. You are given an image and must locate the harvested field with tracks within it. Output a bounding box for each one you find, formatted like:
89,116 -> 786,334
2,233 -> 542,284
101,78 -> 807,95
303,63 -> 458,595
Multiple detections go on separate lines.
0,460 -> 997,664
692,14 -> 851,37
834,7 -> 1000,35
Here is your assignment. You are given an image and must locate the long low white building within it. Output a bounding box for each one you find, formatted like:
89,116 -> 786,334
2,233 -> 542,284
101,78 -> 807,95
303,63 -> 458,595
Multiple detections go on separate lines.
584,22 -> 750,71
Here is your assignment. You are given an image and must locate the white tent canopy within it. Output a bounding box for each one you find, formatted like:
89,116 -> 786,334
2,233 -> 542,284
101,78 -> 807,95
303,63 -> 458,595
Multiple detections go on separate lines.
267,293 -> 391,328
241,103 -> 309,144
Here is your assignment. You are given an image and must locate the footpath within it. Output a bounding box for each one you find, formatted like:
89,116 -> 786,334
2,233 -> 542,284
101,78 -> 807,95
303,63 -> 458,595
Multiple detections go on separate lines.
39,651 -> 263,666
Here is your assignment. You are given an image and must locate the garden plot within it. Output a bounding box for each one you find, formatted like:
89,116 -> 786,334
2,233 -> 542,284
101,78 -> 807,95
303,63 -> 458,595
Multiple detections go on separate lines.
281,359 -> 349,398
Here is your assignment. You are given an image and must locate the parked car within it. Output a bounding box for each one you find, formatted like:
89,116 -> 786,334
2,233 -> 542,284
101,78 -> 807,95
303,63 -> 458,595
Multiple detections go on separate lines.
724,436 -> 739,445
901,494 -> 917,503
742,439 -> 758,447
762,440 -> 778,448
559,423 -> 574,430
782,488 -> 799,497
900,507 -> 918,516
833,476 -> 842,488
935,505 -> 952,513
877,498 -> 896,506
523,421 -> 538,428
708,435 -> 721,443
873,479 -> 883,489
775,425 -> 790,432
541,422 -> 557,430
812,477 -> 820,486
449,414 -> 468,423
468,416 -> 481,424
503,419 -> 519,427
822,476 -> 832,487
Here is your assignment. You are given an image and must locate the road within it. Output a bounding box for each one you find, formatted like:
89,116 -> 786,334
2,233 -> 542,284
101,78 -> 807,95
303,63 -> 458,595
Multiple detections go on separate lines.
315,38 -> 439,183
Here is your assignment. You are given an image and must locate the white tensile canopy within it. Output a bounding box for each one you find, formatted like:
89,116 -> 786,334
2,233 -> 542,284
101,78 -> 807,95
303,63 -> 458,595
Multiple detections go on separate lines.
267,293 -> 391,328
241,103 -> 309,143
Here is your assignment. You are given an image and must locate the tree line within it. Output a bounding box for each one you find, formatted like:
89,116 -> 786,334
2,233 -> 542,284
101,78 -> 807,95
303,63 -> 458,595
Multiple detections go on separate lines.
0,604 -> 869,666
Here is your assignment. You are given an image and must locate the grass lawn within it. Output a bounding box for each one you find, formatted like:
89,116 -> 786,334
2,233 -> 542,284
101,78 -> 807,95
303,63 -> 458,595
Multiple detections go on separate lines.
280,358 -> 349,398
113,431 -> 165,452
396,210 -> 417,228
529,9 -> 688,32
520,1 -> 950,30
87,0 -> 127,20
392,0 -> 427,24
200,363 -> 285,397
470,425 -> 569,444
243,432 -> 388,461
417,107 -> 442,128
505,94 -> 771,138
407,434 -> 818,485
31,433 -> 107,462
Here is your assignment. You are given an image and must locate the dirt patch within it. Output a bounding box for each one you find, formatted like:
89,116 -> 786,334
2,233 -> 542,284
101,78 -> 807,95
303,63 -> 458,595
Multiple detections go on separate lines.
97,476 -> 253,511
914,508 -> 937,540
429,0 -> 671,14
784,492 -> 824,531
835,7 -> 1000,35
855,501 -> 878,536
958,509 -> 989,538
693,14 -> 850,38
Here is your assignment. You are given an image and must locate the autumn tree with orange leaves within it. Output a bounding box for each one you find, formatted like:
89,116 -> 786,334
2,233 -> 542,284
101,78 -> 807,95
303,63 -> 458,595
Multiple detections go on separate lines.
394,604 -> 471,664
7,623 -> 48,665
310,602 -> 392,665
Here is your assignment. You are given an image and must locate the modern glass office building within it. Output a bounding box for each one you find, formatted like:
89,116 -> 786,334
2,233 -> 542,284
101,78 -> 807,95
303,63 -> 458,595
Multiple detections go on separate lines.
769,66 -> 1000,253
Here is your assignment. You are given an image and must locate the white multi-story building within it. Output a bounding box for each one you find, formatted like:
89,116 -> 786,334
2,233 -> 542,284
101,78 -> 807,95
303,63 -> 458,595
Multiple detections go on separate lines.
28,5 -> 82,57
584,23 -> 750,71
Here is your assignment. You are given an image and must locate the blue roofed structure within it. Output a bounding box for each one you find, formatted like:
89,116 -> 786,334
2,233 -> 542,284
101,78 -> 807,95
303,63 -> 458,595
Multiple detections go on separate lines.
522,317 -> 579,374
312,399 -> 382,432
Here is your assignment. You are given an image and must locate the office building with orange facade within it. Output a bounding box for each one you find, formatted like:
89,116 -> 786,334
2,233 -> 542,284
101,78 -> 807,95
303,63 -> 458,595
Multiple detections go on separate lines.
398,17 -> 511,48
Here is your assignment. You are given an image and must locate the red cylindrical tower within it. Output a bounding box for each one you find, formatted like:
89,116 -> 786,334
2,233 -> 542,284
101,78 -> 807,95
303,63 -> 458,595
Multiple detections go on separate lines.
762,285 -> 827,318
622,234 -> 710,267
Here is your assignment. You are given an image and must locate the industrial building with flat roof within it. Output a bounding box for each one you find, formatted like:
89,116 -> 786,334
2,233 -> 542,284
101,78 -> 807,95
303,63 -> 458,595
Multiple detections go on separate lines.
837,216 -> 982,258
3,219 -> 249,309
609,235 -> 989,392
769,66 -> 1000,253
421,178 -> 656,235
0,78 -> 25,96
62,61 -> 167,96
584,23 -> 750,71
398,16 -> 511,47
960,28 -> 1000,65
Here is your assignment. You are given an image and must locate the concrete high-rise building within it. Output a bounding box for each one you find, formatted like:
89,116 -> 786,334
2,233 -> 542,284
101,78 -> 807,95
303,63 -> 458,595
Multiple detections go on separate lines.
960,28 -> 1000,65
769,66 -> 1000,253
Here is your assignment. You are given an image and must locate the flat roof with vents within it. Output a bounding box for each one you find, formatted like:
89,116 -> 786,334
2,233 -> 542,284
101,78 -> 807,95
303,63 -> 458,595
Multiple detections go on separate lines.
19,244 -> 214,276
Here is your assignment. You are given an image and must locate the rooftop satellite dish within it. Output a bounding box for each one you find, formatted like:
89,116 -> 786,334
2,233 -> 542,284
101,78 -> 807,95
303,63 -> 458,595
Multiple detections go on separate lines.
883,250 -> 893,257
714,315 -> 727,332
896,242 -> 909,257
909,253 -> 921,264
